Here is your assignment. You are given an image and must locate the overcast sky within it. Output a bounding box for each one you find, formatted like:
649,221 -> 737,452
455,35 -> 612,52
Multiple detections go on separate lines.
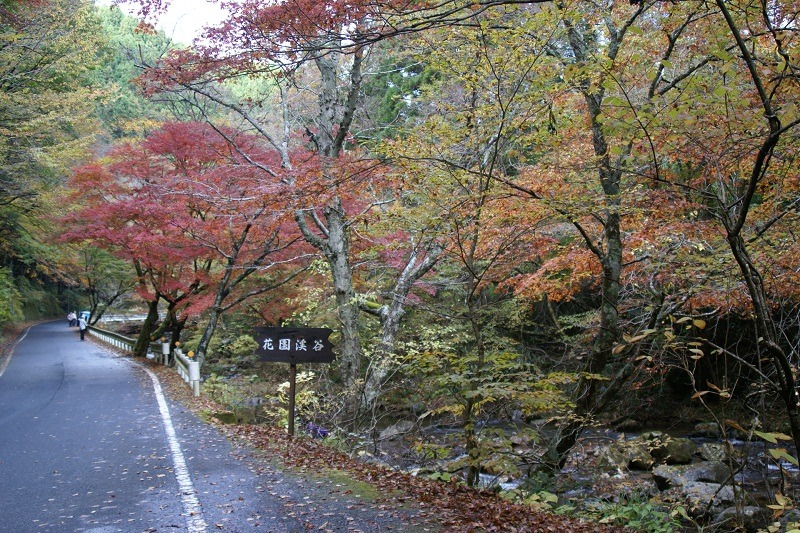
96,0 -> 226,45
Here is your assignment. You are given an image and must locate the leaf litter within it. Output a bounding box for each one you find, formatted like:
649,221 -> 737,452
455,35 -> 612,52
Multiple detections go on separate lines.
151,364 -> 627,532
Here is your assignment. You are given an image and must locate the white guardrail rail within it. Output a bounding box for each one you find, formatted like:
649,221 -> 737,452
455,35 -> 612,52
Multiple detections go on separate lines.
87,326 -> 201,397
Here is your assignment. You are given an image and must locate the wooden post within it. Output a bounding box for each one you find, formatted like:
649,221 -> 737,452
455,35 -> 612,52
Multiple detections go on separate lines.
251,327 -> 336,437
288,363 -> 297,436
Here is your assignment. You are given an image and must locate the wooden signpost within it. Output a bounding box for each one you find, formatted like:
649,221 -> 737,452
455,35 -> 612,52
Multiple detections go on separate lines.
252,327 -> 335,436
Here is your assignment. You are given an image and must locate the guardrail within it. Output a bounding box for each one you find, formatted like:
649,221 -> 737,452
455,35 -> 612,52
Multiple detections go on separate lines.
87,326 -> 201,397
173,347 -> 201,397
86,326 -> 142,353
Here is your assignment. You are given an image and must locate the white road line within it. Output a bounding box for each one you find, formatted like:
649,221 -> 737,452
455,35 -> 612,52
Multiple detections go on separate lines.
0,326 -> 30,379
143,366 -> 208,532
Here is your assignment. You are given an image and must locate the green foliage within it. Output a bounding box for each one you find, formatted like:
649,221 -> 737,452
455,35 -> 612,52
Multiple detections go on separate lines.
17,280 -> 63,321
580,492 -> 681,533
0,0 -> 106,289
284,281 -> 334,329
186,332 -> 260,370
202,372 -> 271,424
427,471 -> 458,483
406,334 -> 574,483
409,346 -> 574,420
500,487 -> 560,512
92,4 -> 176,139
276,370 -> 322,429
499,469 -> 565,512
228,335 -> 260,358
0,268 -> 23,327
225,74 -> 279,107
360,42 -> 439,141
203,374 -> 248,412
410,441 -> 451,462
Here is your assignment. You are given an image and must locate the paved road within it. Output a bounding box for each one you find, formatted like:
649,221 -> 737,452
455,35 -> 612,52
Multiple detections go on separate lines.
0,321 -> 297,532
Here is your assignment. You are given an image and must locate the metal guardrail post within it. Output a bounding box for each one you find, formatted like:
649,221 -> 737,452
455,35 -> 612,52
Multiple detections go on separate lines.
175,347 -> 186,378
188,360 -> 200,396
161,342 -> 170,366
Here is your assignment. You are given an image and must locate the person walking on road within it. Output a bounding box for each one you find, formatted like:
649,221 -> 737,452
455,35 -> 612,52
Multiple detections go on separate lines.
78,315 -> 87,341
67,311 -> 76,327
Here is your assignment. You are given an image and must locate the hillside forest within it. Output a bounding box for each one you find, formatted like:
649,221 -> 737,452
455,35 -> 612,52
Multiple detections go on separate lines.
2,0 -> 800,529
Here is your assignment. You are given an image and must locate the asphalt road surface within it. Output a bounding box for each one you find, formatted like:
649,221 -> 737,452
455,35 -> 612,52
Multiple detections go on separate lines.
0,321 -> 305,532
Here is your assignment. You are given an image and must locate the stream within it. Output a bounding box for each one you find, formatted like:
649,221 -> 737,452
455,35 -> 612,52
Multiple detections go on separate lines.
387,422 -> 799,513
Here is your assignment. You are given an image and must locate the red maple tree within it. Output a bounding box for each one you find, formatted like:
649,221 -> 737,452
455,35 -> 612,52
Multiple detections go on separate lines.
64,121 -> 310,362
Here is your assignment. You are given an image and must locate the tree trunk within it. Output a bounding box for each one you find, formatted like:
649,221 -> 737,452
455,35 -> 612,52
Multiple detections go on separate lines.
463,399 -> 479,487
195,305 -> 221,368
547,18 -> 625,468
292,47 -> 366,391
362,303 -> 403,406
728,233 -> 800,454
194,258 -> 235,368
169,312 -> 186,356
326,200 -> 362,387
363,244 -> 442,406
133,298 -> 159,358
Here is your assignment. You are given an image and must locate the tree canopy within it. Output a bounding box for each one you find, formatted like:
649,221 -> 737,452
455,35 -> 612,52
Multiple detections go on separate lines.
12,0 -> 800,522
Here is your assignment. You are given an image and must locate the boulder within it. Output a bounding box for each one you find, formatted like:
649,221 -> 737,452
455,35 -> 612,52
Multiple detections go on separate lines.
699,442 -> 739,464
379,420 -> 414,441
629,450 -> 656,470
509,434 -> 535,453
649,435 -> 697,464
653,461 -> 731,490
597,440 -> 654,472
711,506 -> 772,532
675,481 -> 736,518
691,422 -> 722,438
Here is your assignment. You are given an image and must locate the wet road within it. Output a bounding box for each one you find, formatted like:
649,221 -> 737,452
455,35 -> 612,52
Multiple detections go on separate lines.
0,321 -> 292,532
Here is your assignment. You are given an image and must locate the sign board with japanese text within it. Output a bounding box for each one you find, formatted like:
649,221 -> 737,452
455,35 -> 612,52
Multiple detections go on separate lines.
253,327 -> 335,364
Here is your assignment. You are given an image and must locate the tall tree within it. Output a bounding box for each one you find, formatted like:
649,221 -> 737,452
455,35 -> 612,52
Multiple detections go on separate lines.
64,150 -> 208,355
127,0 -> 390,396
375,9 -> 575,483
634,0 -> 800,452
0,0 -> 105,293
141,122 -> 312,366
73,245 -> 133,324
64,122 -> 311,362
